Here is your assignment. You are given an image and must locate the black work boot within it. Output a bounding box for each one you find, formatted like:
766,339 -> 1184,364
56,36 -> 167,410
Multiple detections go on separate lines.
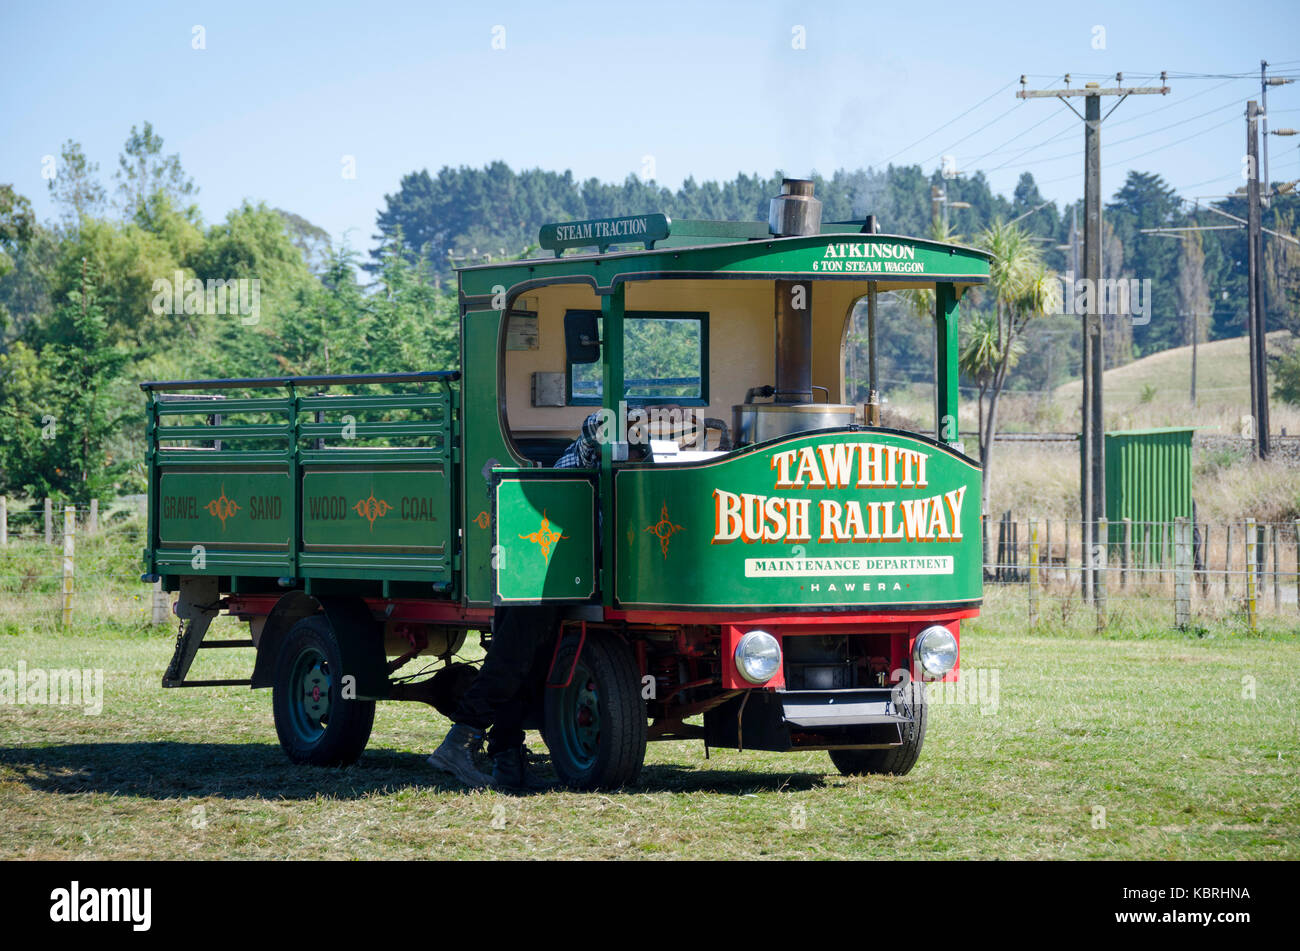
427,724 -> 493,788
490,745 -> 548,791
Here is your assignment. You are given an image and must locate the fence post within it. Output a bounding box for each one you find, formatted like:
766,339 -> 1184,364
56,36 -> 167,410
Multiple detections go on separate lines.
44,497 -> 53,544
88,498 -> 99,535
0,495 -> 6,547
1224,523 -> 1234,599
1044,518 -> 1053,585
1029,518 -> 1040,627
61,505 -> 75,628
1064,520 -> 1072,587
1174,517 -> 1191,629
1199,523 -> 1210,596
150,580 -> 169,626
1245,518 -> 1258,632
1095,517 -> 1107,630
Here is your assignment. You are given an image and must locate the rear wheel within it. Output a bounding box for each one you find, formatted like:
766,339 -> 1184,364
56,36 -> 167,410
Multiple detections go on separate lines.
272,615 -> 375,766
829,682 -> 927,776
543,630 -> 646,789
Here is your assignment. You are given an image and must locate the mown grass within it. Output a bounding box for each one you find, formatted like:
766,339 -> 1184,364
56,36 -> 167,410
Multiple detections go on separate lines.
1,558 -> 1296,860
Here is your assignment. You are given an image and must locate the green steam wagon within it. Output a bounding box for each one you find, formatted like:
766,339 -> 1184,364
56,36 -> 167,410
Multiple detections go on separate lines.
142,179 -> 989,788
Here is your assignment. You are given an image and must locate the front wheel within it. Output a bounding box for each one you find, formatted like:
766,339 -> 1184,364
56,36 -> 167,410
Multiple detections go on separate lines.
543,631 -> 646,790
272,615 -> 375,766
829,682 -> 928,776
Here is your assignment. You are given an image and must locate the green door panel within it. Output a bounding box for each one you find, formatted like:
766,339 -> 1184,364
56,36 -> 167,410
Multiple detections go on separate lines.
492,473 -> 597,604
613,430 -> 982,610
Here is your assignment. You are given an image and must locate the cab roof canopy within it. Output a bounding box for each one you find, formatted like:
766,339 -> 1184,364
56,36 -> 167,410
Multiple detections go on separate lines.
457,212 -> 991,300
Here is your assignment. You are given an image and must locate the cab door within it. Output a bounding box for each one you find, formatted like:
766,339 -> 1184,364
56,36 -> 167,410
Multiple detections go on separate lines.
491,469 -> 598,604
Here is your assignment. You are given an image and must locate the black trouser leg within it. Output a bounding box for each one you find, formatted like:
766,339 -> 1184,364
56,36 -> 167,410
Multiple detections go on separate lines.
452,606 -> 557,752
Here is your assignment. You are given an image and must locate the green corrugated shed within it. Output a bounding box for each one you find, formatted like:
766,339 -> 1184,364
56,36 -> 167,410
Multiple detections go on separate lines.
1104,427 -> 1194,560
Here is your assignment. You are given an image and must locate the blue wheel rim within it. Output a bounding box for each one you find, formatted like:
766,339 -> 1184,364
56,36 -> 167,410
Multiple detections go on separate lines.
556,661 -> 600,771
288,646 -> 331,745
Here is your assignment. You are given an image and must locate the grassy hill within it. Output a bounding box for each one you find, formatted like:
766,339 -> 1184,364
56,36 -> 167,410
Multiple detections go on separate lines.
1053,331 -> 1299,435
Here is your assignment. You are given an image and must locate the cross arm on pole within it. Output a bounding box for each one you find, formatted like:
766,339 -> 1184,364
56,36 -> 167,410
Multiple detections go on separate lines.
1016,86 -> 1170,98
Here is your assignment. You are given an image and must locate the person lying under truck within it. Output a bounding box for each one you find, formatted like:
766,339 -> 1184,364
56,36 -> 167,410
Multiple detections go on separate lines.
427,413 -> 604,789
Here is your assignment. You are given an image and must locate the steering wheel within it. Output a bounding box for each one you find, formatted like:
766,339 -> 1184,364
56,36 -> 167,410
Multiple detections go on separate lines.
631,405 -> 733,452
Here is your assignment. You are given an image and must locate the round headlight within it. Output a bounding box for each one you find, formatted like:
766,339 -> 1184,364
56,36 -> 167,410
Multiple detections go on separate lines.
735,630 -> 782,684
915,625 -> 957,677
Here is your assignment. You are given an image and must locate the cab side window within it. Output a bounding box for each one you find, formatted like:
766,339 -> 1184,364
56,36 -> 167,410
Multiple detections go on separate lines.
567,310 -> 708,406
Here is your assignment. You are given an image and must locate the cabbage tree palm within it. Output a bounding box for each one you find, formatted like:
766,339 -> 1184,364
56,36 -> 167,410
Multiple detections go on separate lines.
971,219 -> 1059,526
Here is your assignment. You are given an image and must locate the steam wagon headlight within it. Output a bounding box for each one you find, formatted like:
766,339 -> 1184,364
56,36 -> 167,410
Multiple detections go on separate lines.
915,625 -> 958,677
735,630 -> 782,684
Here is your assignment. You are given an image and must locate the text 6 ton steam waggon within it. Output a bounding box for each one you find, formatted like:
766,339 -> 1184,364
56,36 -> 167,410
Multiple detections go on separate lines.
142,179 -> 989,789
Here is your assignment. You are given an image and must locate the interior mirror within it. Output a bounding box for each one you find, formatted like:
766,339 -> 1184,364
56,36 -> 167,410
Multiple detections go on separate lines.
564,311 -> 601,364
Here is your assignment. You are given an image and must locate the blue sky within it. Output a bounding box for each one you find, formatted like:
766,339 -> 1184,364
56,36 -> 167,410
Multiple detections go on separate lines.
2,0 -> 1298,248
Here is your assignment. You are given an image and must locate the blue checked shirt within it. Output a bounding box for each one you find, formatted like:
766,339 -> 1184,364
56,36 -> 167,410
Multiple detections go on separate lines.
554,411 -> 603,468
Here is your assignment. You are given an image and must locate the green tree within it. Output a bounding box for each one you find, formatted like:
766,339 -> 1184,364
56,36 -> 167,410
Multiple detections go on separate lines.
115,122 -> 198,223
48,260 -> 129,497
47,140 -> 106,229
0,262 -> 127,498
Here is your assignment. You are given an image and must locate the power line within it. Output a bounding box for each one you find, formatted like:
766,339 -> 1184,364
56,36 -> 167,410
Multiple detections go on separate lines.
1033,110 -> 1242,187
877,81 -> 1017,166
978,79 -> 1257,189
915,99 -> 1028,169
966,112 -> 1076,168
1106,111 -> 1243,166
1104,77 -> 1240,129
1171,171 -> 1241,193
996,95 -> 1250,176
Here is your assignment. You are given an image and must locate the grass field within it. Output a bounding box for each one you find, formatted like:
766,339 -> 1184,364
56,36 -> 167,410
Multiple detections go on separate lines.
2,579 -> 1297,860
886,330 -> 1300,439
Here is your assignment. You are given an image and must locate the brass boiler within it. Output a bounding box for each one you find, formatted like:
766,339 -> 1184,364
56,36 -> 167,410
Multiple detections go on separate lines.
733,401 -> 860,446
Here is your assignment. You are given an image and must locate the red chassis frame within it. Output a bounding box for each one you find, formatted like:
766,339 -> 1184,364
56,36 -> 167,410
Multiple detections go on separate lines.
224,595 -> 973,692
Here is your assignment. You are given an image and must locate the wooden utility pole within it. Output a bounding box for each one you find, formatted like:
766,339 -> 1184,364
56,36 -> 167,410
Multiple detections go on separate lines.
1017,73 -> 1171,604
1246,100 -> 1271,459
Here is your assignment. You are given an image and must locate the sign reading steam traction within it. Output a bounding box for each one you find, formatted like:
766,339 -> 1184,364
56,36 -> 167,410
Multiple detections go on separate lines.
615,431 -> 981,608
539,214 -> 671,254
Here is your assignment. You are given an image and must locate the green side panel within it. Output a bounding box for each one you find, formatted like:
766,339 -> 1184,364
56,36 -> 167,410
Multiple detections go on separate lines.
299,465 -> 451,581
157,468 -> 293,574
492,474 -> 597,603
461,307 -> 530,605
613,430 -> 982,610
1104,427 -> 1194,561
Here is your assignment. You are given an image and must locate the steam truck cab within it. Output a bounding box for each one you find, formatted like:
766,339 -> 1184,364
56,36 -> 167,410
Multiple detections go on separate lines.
142,179 -> 988,788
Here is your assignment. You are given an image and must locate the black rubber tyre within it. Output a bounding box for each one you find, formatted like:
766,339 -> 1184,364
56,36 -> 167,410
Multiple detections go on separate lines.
542,630 -> 647,790
272,615 -> 375,767
829,682 -> 928,777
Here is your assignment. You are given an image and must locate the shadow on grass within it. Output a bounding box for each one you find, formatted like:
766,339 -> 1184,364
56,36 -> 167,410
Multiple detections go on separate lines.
0,741 -> 830,799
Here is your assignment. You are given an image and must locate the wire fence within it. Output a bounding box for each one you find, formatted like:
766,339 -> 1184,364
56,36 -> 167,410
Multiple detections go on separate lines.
984,513 -> 1300,631
0,498 -> 166,632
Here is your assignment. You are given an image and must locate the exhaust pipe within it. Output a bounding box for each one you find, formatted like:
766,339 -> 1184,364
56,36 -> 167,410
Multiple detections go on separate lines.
768,178 -> 822,237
